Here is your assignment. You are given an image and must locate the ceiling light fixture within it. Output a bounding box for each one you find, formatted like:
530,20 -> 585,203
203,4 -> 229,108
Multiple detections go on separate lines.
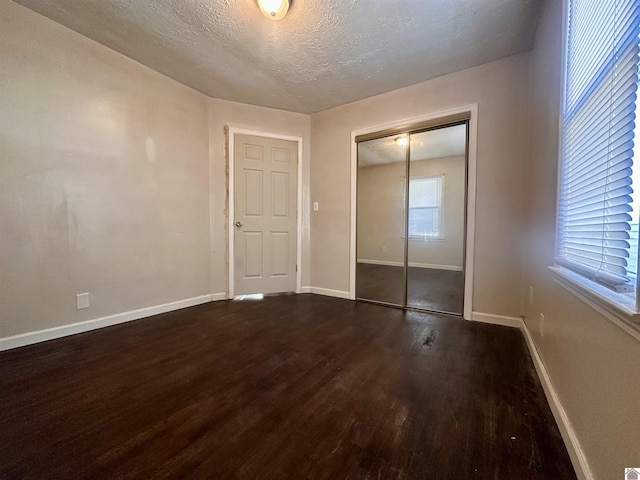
395,136 -> 408,147
258,0 -> 290,20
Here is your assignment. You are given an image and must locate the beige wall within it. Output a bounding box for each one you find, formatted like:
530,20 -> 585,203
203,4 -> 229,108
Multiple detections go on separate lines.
357,161 -> 405,264
357,156 -> 465,268
0,2 -> 311,339
0,1 -> 211,338
311,54 -> 530,316
525,1 -> 640,479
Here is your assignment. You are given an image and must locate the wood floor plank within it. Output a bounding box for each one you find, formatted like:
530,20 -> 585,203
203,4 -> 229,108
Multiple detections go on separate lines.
0,294 -> 576,479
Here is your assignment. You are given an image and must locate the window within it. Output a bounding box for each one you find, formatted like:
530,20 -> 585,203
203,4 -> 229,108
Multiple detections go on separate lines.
555,0 -> 640,311
408,176 -> 442,238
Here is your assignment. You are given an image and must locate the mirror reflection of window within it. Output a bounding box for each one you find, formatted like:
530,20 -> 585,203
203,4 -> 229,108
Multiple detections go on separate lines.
408,176 -> 443,239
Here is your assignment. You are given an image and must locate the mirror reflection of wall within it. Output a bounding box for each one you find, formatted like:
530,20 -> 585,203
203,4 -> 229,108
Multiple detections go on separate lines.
356,122 -> 467,315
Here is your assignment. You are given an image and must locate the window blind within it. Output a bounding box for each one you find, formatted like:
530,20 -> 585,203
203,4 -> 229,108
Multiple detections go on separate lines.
556,0 -> 640,292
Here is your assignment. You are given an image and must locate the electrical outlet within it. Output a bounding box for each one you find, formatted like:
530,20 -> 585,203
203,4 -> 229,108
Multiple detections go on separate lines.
529,286 -> 534,305
539,313 -> 545,337
382,246 -> 387,253
76,293 -> 90,310
313,201 -> 319,211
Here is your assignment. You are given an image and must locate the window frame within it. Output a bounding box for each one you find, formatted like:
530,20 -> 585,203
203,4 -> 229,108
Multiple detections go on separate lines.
551,0 -> 640,333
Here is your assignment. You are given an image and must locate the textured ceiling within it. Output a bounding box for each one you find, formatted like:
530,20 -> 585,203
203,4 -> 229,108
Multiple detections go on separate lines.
359,124 -> 467,166
13,0 -> 542,114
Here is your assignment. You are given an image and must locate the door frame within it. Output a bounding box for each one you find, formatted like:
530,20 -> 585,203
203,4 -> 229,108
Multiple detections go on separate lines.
227,127 -> 303,299
349,104 -> 478,320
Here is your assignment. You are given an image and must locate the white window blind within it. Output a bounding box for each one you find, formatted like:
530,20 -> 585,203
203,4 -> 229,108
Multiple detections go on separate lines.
557,0 -> 640,293
408,176 -> 442,238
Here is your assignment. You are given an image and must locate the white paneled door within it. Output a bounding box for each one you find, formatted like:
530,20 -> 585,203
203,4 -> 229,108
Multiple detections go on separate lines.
234,134 -> 298,295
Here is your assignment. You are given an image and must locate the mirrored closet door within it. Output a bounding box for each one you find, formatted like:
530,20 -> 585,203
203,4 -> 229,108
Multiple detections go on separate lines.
356,136 -> 407,306
356,121 -> 468,315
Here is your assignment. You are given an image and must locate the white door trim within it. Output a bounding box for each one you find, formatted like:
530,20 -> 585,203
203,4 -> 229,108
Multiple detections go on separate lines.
349,104 -> 478,320
228,127 -> 303,299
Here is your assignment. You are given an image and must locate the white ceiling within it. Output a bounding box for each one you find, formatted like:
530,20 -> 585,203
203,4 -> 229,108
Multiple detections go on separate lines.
359,124 -> 467,166
13,0 -> 542,114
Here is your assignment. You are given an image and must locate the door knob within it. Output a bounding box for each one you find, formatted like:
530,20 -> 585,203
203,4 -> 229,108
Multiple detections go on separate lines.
235,221 -> 242,227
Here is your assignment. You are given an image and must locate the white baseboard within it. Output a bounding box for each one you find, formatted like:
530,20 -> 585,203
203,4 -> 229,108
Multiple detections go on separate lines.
357,259 -> 404,267
521,324 -> 593,480
471,311 -> 524,328
408,262 -> 463,271
298,286 -> 312,294
0,293 -> 227,352
357,259 -> 463,271
309,287 -> 351,300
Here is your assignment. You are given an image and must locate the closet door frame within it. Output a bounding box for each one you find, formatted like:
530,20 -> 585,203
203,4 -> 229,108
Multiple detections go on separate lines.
349,104 -> 478,320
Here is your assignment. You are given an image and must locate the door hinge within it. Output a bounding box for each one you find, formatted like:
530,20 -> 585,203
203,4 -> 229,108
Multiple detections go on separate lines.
296,265 -> 298,272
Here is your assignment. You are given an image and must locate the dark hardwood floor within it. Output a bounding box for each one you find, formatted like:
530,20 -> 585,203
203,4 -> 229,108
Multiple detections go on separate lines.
356,263 -> 464,314
0,295 -> 576,479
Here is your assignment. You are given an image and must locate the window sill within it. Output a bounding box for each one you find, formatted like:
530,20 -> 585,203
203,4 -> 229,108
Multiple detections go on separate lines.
408,236 -> 444,242
549,266 -> 640,341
